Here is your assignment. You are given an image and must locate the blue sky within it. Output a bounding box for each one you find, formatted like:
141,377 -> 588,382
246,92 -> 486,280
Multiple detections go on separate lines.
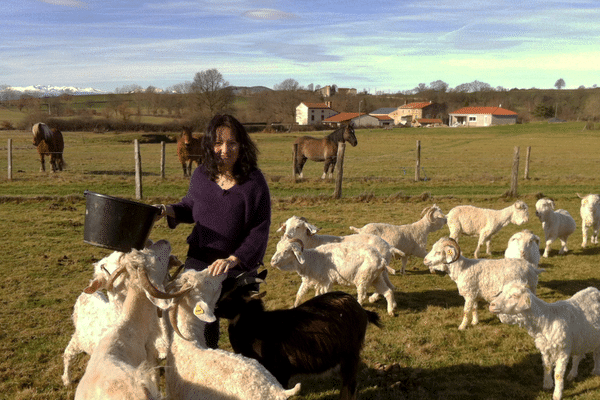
3,0 -> 600,93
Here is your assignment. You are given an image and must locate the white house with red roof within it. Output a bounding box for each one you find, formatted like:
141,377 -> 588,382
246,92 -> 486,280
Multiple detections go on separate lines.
295,101 -> 339,125
449,106 -> 518,127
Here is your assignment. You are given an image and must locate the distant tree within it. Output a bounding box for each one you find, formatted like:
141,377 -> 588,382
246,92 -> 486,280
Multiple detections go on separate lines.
415,83 -> 428,93
430,80 -> 449,92
307,83 -> 314,92
555,78 -> 566,90
273,78 -> 300,91
452,80 -> 493,93
190,68 -> 234,117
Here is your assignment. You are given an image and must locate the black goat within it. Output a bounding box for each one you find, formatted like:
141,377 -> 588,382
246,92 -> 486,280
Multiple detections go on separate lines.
215,271 -> 381,400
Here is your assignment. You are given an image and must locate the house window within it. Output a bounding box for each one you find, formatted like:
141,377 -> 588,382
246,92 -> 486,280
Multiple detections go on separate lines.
469,116 -> 477,122
311,115 -> 315,121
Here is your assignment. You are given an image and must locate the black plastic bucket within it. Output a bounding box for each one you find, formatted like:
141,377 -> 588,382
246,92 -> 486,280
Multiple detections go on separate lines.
83,190 -> 160,252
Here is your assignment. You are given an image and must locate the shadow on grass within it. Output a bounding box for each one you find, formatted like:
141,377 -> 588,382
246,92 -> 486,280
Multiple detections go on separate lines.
540,278 -> 600,297
292,352 -> 553,400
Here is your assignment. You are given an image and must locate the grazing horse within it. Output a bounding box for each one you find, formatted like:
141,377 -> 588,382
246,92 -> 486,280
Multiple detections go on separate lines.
294,124 -> 357,179
177,127 -> 202,177
32,122 -> 64,172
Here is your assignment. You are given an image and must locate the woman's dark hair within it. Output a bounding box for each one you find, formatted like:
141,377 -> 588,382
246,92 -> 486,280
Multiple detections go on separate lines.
201,114 -> 259,182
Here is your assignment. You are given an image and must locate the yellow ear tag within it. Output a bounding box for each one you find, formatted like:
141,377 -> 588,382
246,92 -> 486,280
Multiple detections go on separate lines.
446,250 -> 452,255
193,304 -> 205,316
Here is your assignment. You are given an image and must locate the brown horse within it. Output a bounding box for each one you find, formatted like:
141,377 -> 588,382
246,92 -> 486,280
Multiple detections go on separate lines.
294,124 -> 357,179
32,122 -> 64,172
177,127 -> 202,177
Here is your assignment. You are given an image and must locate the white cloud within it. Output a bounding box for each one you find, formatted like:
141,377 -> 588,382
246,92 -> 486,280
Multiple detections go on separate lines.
38,0 -> 86,7
243,8 -> 296,20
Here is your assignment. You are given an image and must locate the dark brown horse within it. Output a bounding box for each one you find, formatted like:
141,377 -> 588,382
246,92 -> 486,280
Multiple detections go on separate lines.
177,127 -> 202,177
32,122 -> 64,172
294,124 -> 357,179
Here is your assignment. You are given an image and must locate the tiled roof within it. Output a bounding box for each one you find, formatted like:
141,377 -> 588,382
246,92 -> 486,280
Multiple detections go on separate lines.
399,102 -> 434,109
371,115 -> 394,121
449,107 -> 517,116
323,112 -> 360,122
301,102 -> 332,109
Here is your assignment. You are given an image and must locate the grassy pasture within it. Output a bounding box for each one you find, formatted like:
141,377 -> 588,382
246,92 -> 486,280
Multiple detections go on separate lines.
1,122 -> 600,399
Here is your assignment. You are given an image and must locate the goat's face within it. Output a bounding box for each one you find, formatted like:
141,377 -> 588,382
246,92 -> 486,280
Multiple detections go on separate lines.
115,240 -> 173,306
271,238 -> 305,270
277,216 -> 317,240
510,201 -> 529,225
489,281 -> 531,315
506,230 -> 540,258
174,269 -> 226,323
423,237 -> 460,272
534,198 -> 554,221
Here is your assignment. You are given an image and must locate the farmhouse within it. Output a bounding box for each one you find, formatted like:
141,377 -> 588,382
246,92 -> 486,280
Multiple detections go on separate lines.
389,101 -> 447,125
295,101 -> 339,125
354,114 -> 394,128
449,106 -> 518,127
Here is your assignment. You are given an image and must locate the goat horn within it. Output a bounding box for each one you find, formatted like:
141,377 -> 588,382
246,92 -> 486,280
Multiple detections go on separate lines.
442,238 -> 461,263
168,301 -> 191,341
106,264 -> 127,291
138,269 -> 191,299
169,262 -> 185,282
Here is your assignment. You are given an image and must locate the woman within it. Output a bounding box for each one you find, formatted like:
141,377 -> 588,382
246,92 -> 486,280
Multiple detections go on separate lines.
156,114 -> 271,347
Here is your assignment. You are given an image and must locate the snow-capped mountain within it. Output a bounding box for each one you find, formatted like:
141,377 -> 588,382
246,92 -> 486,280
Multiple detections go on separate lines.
5,85 -> 108,96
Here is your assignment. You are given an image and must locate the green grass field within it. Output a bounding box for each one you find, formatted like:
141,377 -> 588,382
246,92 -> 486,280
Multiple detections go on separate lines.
1,122 -> 600,399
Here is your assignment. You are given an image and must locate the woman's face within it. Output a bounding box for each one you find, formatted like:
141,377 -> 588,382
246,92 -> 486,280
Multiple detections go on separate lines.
214,125 -> 240,172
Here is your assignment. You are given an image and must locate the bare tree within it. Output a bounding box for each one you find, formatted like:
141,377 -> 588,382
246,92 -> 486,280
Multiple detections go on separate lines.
430,80 -> 449,92
555,78 -> 566,90
274,78 -> 300,91
190,69 -> 234,117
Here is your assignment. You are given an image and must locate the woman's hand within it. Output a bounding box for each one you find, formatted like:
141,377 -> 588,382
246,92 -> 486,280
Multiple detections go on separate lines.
208,256 -> 240,276
153,204 -> 173,222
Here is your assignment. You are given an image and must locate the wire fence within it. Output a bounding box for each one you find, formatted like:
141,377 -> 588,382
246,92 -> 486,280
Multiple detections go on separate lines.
2,131 -> 600,199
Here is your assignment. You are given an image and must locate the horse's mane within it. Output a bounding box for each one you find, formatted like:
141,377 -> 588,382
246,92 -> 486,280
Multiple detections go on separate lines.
325,125 -> 348,142
33,123 -> 54,144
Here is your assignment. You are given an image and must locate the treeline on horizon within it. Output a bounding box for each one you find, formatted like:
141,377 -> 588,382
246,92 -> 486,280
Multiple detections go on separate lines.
2,73 -> 600,133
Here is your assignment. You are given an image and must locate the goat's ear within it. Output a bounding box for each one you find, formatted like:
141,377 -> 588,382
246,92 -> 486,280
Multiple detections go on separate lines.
193,300 -> 216,323
256,269 -> 268,281
516,291 -> 532,312
84,279 -> 103,294
276,223 -> 285,233
306,223 -> 320,236
444,246 -> 458,264
292,246 -> 305,264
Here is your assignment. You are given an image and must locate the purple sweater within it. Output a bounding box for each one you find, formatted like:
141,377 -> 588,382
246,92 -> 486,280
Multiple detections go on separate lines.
168,165 -> 271,276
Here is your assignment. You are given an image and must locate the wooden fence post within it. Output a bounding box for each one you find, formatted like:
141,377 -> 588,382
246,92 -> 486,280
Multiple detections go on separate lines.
333,142 -> 346,199
134,140 -> 142,199
415,140 -> 421,182
7,139 -> 12,181
160,141 -> 166,179
292,143 -> 298,183
524,146 -> 531,180
508,146 -> 520,197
